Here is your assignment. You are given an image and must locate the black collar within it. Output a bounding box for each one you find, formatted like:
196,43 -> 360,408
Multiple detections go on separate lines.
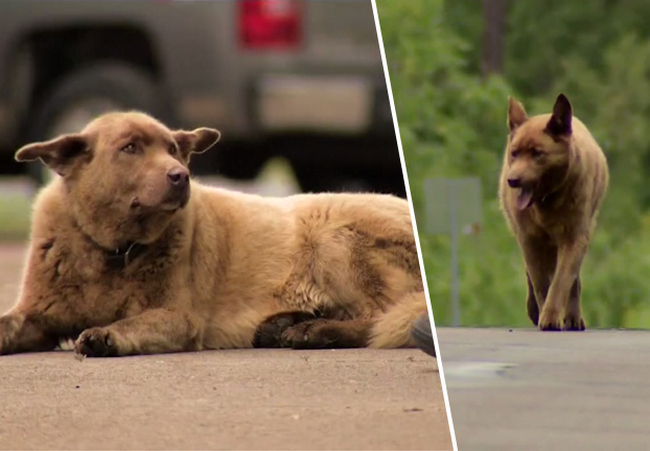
77,224 -> 148,270
104,241 -> 147,270
538,191 -> 556,208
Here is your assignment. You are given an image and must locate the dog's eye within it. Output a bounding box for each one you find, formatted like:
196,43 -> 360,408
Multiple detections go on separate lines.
121,143 -> 137,154
168,144 -> 178,156
511,150 -> 520,158
531,149 -> 544,159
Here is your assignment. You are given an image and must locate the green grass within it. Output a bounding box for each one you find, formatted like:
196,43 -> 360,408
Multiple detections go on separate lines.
0,193 -> 31,242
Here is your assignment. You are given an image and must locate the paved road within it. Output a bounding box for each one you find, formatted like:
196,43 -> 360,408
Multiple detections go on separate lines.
0,244 -> 452,450
437,327 -> 650,451
0,348 -> 450,450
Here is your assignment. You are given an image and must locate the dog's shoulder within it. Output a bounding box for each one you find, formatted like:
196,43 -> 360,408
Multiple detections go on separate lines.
29,178 -> 75,243
17,179 -> 95,307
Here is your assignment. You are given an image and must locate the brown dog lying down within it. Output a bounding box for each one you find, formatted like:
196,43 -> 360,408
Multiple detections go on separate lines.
0,112 -> 427,357
499,94 -> 609,331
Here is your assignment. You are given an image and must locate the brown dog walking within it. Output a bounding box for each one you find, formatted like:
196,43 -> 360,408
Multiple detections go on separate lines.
499,94 -> 609,331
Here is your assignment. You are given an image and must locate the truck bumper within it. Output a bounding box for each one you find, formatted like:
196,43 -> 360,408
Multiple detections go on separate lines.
254,74 -> 380,134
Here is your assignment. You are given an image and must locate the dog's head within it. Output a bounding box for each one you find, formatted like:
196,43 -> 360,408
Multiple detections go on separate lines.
505,93 -> 575,210
15,112 -> 220,248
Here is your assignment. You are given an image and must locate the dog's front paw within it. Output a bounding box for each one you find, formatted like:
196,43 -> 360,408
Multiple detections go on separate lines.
563,316 -> 586,331
538,309 -> 562,331
75,328 -> 118,357
0,315 -> 22,355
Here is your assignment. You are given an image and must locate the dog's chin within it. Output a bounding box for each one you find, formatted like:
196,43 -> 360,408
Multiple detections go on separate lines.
157,196 -> 189,213
132,190 -> 189,214
159,199 -> 187,212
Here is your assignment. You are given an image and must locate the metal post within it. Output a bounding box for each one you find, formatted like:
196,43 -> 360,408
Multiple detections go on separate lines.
449,180 -> 460,327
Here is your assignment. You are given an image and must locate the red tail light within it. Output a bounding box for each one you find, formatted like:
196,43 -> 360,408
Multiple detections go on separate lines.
239,0 -> 302,50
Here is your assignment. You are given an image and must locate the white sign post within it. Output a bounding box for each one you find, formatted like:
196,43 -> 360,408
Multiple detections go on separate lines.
424,177 -> 482,327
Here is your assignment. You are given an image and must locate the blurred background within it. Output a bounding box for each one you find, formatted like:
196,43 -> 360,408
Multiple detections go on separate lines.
0,0 -> 405,310
378,0 -> 650,328
0,0 -> 405,231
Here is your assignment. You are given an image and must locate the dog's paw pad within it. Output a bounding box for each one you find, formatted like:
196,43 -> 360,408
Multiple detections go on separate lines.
74,328 -> 117,357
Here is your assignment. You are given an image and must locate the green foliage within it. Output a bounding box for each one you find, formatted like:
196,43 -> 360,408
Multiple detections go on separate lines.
377,0 -> 650,328
377,0 -> 510,210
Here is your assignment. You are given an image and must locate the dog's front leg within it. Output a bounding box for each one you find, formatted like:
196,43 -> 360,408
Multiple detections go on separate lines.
0,311 -> 59,355
538,237 -> 588,331
521,237 -> 557,326
75,308 -> 202,357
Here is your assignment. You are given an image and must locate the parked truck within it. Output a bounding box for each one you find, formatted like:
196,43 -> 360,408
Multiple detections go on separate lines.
0,0 -> 405,196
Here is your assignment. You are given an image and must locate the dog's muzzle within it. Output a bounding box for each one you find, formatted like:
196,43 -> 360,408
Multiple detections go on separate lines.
165,167 -> 190,208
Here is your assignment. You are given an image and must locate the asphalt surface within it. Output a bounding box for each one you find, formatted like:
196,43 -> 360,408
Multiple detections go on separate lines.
0,243 -> 452,450
437,327 -> 650,451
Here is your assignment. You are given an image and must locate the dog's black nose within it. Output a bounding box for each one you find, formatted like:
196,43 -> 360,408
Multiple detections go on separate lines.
167,167 -> 189,188
507,178 -> 522,188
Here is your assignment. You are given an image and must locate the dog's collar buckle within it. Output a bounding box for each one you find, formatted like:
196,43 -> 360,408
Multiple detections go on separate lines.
106,241 -> 146,269
539,192 -> 554,206
121,241 -> 137,267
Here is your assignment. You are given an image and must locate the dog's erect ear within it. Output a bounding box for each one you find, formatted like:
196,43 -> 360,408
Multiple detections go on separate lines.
14,134 -> 88,177
173,128 -> 221,161
508,97 -> 528,132
545,93 -> 573,137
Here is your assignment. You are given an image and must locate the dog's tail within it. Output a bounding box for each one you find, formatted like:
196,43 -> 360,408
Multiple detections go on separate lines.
368,291 -> 430,348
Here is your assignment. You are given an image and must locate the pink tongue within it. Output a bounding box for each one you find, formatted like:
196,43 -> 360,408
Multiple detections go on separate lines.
516,188 -> 533,210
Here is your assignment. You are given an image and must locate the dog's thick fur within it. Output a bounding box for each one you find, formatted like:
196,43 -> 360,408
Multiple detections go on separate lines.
499,94 -> 609,331
0,112 -> 427,357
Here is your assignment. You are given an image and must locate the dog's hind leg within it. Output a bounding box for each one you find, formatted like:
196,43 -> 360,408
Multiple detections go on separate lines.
282,317 -> 373,349
282,289 -> 428,350
252,310 -> 319,348
74,308 -> 202,357
262,291 -> 428,350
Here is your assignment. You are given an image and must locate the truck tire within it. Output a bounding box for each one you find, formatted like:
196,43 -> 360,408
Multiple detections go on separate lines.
25,63 -> 166,186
